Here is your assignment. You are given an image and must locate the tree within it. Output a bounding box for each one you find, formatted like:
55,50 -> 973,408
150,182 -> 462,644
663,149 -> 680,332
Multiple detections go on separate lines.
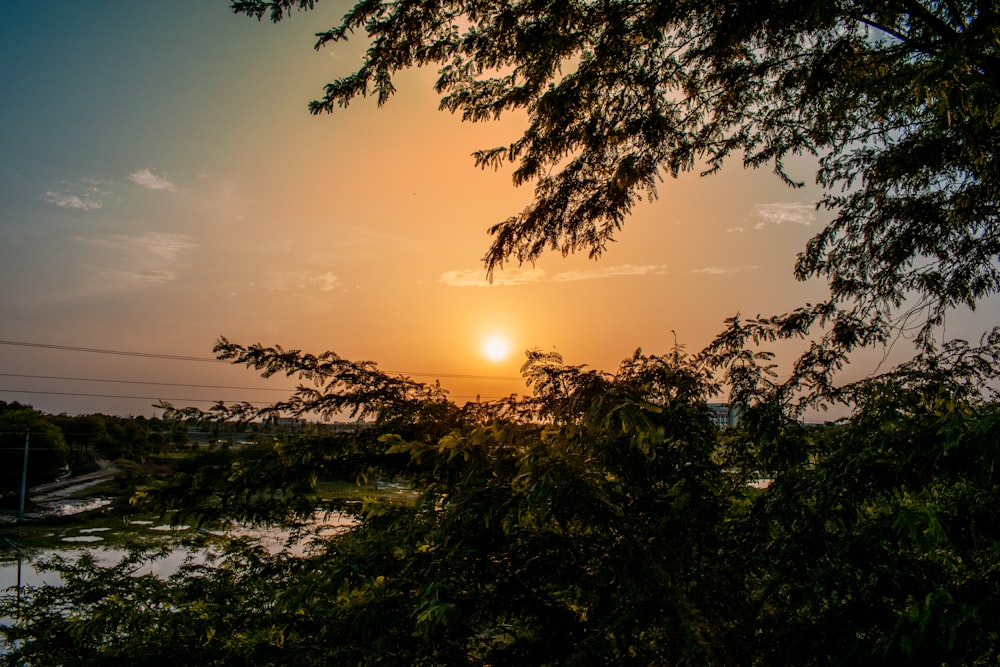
52,413 -> 110,456
0,406 -> 68,491
732,338 -> 1000,665
232,0 -> 999,368
5,337 -> 1000,664
2,343 -> 751,665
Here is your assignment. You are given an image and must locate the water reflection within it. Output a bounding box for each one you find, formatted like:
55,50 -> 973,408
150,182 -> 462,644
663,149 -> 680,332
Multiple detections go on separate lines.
1,510 -> 355,593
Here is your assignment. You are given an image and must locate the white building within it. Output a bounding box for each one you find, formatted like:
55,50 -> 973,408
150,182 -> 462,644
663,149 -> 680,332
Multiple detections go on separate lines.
707,402 -> 742,429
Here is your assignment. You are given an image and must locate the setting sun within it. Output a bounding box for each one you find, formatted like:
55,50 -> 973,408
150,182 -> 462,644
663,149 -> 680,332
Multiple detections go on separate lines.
481,334 -> 512,362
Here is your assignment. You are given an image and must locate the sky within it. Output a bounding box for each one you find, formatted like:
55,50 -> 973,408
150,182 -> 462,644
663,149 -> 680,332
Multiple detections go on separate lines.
2,1 -> 997,419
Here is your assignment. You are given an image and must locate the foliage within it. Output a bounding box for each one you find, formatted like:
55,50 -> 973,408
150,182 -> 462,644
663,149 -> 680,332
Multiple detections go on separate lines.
1,547 -> 304,667
51,414 -> 188,469
737,376 -> 1000,664
5,339 -> 1000,664
233,0 -> 998,354
0,405 -> 68,489
3,343 -> 751,665
51,413 -> 163,461
700,311 -> 1000,415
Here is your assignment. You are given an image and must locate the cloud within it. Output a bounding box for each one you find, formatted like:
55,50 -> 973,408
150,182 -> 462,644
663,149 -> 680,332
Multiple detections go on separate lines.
726,226 -> 745,233
86,267 -> 177,284
258,270 -> 345,293
552,264 -> 668,282
753,202 -> 815,228
86,231 -> 197,260
691,265 -> 759,275
78,232 -> 196,286
128,168 -> 178,192
44,179 -> 110,210
45,192 -> 103,210
309,272 -> 341,292
439,267 -> 546,287
440,263 -> 668,286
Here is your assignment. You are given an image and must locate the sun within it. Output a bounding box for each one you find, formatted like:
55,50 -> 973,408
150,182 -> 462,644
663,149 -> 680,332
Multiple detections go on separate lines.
481,334 -> 512,362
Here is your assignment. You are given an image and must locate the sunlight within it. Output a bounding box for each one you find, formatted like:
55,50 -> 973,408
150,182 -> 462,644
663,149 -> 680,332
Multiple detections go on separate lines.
481,334 -> 512,362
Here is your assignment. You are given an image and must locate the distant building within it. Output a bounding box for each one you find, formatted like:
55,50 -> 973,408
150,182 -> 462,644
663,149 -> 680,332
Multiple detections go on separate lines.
272,416 -> 307,431
707,402 -> 742,429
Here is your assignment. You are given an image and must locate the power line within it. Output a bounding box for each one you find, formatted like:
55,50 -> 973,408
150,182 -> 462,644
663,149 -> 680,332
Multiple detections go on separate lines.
0,340 -> 218,362
0,372 -> 291,392
0,388 -> 275,405
0,340 -> 522,381
0,387 -> 509,404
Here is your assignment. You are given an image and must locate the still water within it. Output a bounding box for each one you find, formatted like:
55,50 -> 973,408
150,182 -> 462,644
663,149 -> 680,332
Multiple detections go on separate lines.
1,512 -> 355,595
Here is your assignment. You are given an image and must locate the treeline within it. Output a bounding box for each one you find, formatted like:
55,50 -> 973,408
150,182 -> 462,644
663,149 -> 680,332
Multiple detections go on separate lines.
0,400 -> 350,493
0,401 -> 198,493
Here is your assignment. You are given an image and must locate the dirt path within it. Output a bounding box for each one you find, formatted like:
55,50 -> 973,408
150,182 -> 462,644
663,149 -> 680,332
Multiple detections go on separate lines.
29,468 -> 116,503
1,459 -> 119,522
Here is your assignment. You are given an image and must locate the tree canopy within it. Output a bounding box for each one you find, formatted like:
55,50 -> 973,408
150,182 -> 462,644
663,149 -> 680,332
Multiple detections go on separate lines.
233,0 -> 999,351
0,404 -> 68,490
3,340 -> 1000,665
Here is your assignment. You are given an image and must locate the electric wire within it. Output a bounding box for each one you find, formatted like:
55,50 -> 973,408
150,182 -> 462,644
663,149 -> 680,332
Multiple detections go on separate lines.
0,387 -> 508,403
0,372 -> 292,393
0,340 -> 217,362
0,388 -> 276,405
0,340 -> 522,381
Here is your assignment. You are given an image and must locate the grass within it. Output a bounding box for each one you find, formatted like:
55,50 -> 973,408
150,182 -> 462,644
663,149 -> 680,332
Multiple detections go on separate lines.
315,478 -> 418,504
1,512 -> 201,555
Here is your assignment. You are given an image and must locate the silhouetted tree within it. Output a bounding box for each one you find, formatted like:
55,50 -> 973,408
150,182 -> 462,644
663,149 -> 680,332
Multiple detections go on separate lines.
233,0 -> 999,360
4,338 -> 999,664
0,407 -> 68,490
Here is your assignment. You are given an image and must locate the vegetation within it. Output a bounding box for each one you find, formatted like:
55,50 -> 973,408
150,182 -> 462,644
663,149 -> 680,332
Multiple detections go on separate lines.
0,403 -> 187,509
3,339 -> 1000,665
0,403 -> 69,492
3,1 -> 1000,664
233,0 -> 999,365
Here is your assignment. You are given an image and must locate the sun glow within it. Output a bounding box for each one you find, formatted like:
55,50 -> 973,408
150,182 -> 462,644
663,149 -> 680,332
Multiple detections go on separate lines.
481,334 -> 512,362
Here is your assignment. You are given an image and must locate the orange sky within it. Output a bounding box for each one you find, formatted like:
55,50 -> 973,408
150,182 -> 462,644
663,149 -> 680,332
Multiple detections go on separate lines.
2,2 -> 996,418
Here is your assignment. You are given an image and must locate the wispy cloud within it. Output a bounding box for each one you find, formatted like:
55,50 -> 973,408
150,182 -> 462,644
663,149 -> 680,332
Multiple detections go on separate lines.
128,168 -> 178,192
439,267 -> 546,287
309,272 -> 341,292
260,270 -> 344,293
552,264 -> 668,282
753,202 -> 815,228
86,267 -> 178,284
78,232 -> 196,286
440,263 -> 668,286
44,179 -> 110,210
86,231 -> 196,260
691,265 -> 759,275
45,192 -> 103,211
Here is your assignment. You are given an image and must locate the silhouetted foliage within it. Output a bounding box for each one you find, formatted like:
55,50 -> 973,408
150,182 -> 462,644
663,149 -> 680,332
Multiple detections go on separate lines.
0,406 -> 68,489
3,343 -> 751,665
4,339 -> 1000,664
233,0 -> 998,359
738,371 -> 1000,664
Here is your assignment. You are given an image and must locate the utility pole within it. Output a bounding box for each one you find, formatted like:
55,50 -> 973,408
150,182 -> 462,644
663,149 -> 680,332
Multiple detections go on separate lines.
18,430 -> 29,521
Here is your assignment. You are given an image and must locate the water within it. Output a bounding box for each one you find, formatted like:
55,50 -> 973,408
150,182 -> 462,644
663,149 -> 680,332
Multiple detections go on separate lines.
1,545 -> 195,592
0,511 -> 355,594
